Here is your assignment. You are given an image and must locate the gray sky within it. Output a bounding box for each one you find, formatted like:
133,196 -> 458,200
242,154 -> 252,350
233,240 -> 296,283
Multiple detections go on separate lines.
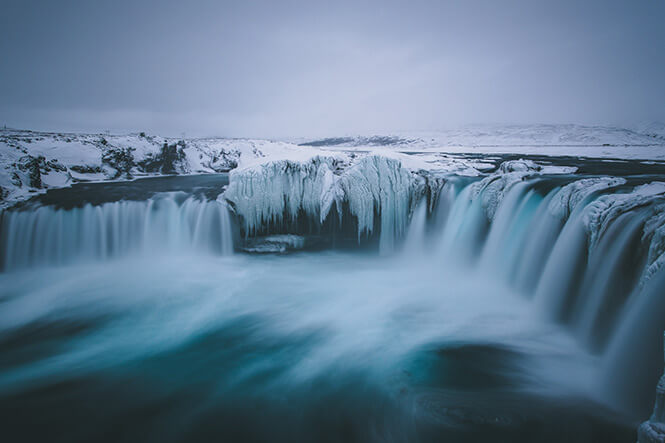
1,0 -> 664,137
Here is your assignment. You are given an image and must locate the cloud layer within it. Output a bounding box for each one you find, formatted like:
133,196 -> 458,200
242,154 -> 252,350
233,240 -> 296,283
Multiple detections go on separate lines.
1,0 -> 664,137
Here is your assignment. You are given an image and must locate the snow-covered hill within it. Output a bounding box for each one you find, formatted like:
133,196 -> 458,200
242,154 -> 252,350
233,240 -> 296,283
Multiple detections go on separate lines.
0,129 -> 308,207
300,124 -> 665,158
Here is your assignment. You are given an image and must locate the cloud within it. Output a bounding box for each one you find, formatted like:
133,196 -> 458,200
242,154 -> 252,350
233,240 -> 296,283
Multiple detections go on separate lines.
1,0 -> 664,137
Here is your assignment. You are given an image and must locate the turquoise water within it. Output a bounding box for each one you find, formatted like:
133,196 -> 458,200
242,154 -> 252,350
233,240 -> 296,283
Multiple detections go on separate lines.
0,252 -> 634,442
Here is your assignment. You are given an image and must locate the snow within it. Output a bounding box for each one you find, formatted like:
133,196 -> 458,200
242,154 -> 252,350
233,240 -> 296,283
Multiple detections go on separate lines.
2,123 -> 665,211
0,129 -> 329,208
300,124 -> 665,160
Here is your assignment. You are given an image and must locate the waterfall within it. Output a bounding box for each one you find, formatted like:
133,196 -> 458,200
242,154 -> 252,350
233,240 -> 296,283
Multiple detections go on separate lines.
2,157 -> 665,417
0,193 -> 234,271
512,186 -> 562,292
394,172 -> 665,417
572,211 -> 647,351
533,206 -> 589,320
402,198 -> 428,254
437,184 -> 489,263
600,267 -> 665,416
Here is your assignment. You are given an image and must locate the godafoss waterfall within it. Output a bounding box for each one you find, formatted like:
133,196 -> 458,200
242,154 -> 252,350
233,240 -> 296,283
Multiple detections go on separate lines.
2,154 -> 665,442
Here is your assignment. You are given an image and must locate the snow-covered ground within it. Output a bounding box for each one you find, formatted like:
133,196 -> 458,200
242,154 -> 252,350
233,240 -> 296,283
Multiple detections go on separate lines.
0,129 -> 306,207
298,124 -> 665,158
1,124 -> 664,208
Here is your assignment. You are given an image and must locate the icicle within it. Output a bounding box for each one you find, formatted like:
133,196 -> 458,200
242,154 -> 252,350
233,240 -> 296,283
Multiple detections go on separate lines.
223,154 -> 419,253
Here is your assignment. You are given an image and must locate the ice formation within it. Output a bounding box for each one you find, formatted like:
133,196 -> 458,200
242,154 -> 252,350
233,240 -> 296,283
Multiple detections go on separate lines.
470,160 -> 544,219
224,154 -> 422,253
639,205 -> 665,287
547,177 -> 627,220
338,155 -> 419,251
583,182 -> 665,251
223,156 -> 340,235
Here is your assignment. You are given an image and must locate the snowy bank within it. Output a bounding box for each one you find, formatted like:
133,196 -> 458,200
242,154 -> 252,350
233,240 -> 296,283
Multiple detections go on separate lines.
0,128 -> 312,208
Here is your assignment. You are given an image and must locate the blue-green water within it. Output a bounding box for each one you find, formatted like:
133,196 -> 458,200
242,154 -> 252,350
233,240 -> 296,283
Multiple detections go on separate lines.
0,253 -> 634,442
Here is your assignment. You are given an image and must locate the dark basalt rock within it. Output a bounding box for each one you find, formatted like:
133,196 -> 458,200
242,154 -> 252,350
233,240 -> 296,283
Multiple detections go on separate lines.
70,165 -> 103,174
102,147 -> 135,179
137,142 -> 187,174
10,172 -> 21,188
17,155 -> 45,188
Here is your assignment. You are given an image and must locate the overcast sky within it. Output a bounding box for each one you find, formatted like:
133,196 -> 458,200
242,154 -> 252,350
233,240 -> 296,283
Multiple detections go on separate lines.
1,0 -> 664,137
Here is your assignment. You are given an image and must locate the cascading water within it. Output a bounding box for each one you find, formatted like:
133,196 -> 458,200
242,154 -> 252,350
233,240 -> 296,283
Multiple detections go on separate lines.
402,199 -> 428,254
0,192 -> 234,270
221,157 -> 665,419
1,159 -> 665,441
425,172 -> 665,417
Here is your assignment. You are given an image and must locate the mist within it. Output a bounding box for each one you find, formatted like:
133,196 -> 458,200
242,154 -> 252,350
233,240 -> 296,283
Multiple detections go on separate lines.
1,0 -> 664,137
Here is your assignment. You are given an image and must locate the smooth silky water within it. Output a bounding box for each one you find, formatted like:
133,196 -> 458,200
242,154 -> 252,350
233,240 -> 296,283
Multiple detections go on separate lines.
1,161 -> 664,442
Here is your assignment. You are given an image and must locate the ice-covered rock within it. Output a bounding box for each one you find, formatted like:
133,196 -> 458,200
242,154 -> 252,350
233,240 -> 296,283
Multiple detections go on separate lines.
469,160 -> 543,220
224,154 -> 422,253
571,182 -> 665,289
639,205 -> 665,288
224,156 -> 340,235
583,182 -> 665,251
496,159 -> 542,173
547,177 -> 627,220
338,156 -> 419,249
468,159 -> 579,220
470,172 -> 529,220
